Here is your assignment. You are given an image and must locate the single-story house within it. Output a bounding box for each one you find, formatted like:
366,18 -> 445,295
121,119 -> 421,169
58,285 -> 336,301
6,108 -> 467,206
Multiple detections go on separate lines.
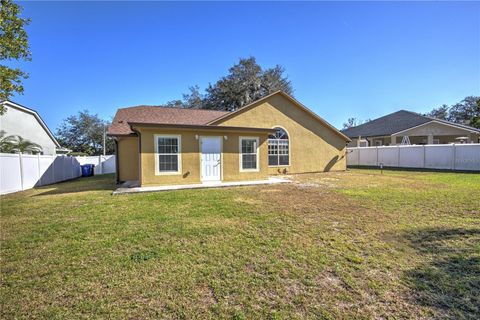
0,100 -> 67,155
107,91 -> 350,186
342,110 -> 480,147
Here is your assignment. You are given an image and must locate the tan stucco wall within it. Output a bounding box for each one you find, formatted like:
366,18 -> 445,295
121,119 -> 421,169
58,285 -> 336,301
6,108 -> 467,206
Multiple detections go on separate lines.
136,127 -> 268,186
213,94 -> 347,173
117,136 -> 139,182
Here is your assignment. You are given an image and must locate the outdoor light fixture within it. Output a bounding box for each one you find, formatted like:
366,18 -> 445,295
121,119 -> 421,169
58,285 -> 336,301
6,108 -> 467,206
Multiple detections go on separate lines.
224,135 -> 228,140
195,134 -> 199,140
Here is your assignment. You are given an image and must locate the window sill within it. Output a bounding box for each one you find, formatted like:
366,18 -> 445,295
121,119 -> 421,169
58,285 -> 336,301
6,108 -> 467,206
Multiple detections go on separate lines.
155,171 -> 182,176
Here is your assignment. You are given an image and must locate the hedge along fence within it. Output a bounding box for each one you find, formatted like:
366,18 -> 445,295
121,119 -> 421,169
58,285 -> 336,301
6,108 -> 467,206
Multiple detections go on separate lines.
347,144 -> 480,171
0,154 -> 116,195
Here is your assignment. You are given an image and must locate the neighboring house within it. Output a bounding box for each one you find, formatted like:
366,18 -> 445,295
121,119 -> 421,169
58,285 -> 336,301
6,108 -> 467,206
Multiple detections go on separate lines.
0,100 -> 65,155
108,91 -> 350,186
342,110 -> 480,147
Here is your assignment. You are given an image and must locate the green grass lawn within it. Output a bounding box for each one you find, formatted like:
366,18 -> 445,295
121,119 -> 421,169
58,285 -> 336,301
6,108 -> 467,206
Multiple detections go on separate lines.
1,169 -> 479,319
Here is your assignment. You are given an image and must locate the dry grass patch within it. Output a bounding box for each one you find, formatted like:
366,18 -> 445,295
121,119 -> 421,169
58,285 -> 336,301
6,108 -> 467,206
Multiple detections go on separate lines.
1,170 -> 479,319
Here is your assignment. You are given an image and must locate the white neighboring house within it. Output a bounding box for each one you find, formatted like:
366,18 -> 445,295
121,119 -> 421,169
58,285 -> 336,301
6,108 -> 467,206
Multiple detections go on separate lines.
0,100 -> 67,155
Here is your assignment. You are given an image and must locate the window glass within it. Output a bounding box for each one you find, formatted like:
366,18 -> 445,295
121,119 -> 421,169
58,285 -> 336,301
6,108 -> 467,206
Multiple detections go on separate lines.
241,138 -> 258,170
268,128 -> 289,166
157,136 -> 180,173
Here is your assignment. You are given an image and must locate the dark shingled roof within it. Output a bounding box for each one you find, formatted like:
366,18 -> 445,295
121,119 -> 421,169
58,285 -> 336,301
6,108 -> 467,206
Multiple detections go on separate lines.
341,110 -> 480,138
107,106 -> 230,135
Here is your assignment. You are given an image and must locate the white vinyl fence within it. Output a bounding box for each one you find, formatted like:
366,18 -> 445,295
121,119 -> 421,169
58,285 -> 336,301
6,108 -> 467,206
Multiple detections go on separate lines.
347,144 -> 480,171
0,154 -> 116,195
76,155 -> 116,175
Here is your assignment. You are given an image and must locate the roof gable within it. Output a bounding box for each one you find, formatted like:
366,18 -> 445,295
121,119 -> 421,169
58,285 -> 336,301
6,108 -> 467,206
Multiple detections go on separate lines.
208,91 -> 351,141
0,100 -> 61,147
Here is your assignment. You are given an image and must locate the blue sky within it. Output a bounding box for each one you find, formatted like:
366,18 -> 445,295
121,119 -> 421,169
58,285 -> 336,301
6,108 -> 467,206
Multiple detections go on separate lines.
9,1 -> 480,131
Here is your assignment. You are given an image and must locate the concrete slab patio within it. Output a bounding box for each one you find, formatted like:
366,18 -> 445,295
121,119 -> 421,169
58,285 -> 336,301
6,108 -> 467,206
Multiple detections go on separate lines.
113,177 -> 291,195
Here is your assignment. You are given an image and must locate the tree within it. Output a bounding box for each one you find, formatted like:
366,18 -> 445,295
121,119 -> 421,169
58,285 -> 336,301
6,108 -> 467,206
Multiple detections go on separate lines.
342,118 -> 359,129
426,104 -> 449,120
342,117 -> 371,130
11,135 -> 41,153
0,130 -> 16,152
448,96 -> 480,128
56,110 -> 114,155
203,57 -> 293,111
182,85 -> 204,109
0,131 -> 42,154
163,86 -> 204,109
163,99 -> 184,108
169,57 -> 293,111
473,98 -> 480,129
0,0 -> 31,113
424,96 -> 480,129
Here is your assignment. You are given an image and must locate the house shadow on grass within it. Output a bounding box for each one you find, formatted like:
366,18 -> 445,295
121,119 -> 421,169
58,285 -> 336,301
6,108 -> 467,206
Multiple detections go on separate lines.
401,228 -> 480,319
34,174 -> 116,196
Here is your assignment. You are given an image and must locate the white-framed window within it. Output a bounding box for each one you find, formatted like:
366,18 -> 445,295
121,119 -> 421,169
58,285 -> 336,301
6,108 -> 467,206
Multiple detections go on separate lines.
239,137 -> 259,172
154,134 -> 182,175
268,127 -> 289,166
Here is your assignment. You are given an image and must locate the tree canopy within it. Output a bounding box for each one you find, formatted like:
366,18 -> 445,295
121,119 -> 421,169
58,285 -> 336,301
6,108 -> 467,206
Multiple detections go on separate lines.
0,0 -> 31,112
0,130 -> 42,154
170,57 -> 293,111
425,96 -> 480,129
342,117 -> 371,130
56,110 -> 114,156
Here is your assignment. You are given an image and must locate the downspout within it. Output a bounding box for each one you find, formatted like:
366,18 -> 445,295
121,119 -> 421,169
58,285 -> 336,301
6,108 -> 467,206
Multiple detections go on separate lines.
114,138 -> 120,184
131,126 -> 142,186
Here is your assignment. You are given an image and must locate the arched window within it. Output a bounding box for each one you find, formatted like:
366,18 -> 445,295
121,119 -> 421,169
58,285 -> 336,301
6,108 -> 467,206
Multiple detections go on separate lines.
268,127 -> 289,166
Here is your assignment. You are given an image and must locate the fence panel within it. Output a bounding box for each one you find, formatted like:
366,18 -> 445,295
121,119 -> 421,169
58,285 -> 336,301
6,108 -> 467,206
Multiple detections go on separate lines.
0,154 -> 116,195
20,155 -> 40,190
76,155 -> 116,175
424,145 -> 454,170
455,145 -> 480,171
399,145 -> 424,168
347,148 -> 359,166
101,156 -> 116,174
0,154 -> 22,194
347,144 -> 479,171
38,155 -> 55,186
378,146 -> 399,167
358,147 -> 377,166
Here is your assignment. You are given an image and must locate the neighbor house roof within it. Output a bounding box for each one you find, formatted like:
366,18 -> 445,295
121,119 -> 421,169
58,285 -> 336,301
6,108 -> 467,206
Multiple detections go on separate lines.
341,110 -> 480,138
0,100 -> 62,148
107,106 -> 230,135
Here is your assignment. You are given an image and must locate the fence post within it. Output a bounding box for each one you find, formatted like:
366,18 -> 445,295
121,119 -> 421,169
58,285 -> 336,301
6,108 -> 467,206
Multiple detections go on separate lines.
18,153 -> 24,191
397,145 -> 400,167
452,144 -> 456,171
357,147 -> 360,165
37,154 -> 41,186
375,146 -> 379,166
52,155 -> 55,183
99,155 -> 102,174
423,145 -> 426,169
62,156 -> 66,181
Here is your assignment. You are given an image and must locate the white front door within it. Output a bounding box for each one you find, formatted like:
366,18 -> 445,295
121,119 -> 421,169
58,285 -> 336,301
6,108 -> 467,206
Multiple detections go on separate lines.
200,136 -> 222,182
